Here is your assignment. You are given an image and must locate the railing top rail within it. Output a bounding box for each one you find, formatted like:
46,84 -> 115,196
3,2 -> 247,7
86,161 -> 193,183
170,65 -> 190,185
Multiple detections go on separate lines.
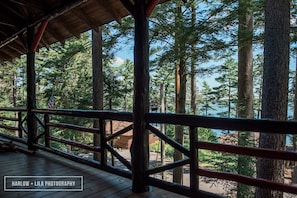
0,107 -> 27,112
146,113 -> 297,134
32,109 -> 133,121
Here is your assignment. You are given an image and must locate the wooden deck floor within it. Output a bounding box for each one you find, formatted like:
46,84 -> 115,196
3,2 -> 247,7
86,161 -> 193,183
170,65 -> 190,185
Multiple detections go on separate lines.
0,150 -> 187,198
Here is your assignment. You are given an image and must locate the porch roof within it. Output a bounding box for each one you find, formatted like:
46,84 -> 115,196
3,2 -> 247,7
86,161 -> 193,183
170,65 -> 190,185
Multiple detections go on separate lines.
0,0 -> 167,62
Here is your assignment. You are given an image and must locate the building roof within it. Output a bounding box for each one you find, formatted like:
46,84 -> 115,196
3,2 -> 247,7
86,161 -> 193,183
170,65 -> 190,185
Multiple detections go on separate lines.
0,0 -> 167,62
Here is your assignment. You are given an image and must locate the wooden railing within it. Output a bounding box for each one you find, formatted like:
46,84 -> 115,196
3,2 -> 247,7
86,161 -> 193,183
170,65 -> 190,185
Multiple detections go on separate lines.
146,113 -> 297,197
0,108 -> 26,141
33,109 -> 134,179
0,108 -> 297,197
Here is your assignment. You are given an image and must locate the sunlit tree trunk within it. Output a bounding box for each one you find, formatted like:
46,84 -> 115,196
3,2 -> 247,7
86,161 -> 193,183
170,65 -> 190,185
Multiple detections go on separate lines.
173,3 -> 186,184
256,1 -> 290,197
190,2 -> 197,115
293,57 -> 297,153
237,0 -> 254,197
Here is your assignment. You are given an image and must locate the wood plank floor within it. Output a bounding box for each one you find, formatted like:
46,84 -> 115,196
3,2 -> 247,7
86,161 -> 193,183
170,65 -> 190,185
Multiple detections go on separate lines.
0,150 -> 187,198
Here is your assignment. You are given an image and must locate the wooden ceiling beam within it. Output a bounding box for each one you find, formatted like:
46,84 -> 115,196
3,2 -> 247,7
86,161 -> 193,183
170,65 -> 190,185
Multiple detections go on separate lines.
0,30 -> 8,37
120,0 -> 135,16
71,8 -> 100,32
95,0 -> 122,24
45,28 -> 65,45
0,49 -> 14,60
17,33 -> 27,50
0,0 -> 87,49
40,38 -> 50,49
11,40 -> 26,52
7,44 -> 23,55
0,2 -> 25,20
55,18 -> 81,38
0,21 -> 17,29
8,0 -> 47,10
31,21 -> 48,52
146,0 -> 160,17
0,52 -> 12,61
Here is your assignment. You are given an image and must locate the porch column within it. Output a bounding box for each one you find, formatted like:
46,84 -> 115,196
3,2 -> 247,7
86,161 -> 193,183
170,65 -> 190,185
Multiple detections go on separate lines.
131,0 -> 150,193
26,26 -> 37,150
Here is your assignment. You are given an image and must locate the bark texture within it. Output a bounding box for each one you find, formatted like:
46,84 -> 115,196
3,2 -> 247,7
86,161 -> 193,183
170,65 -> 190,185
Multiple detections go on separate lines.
256,1 -> 290,197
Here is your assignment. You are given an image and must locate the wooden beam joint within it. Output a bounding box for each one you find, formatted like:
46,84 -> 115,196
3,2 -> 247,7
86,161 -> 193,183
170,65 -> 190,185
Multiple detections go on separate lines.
120,0 -> 135,17
146,0 -> 159,17
30,21 -> 48,52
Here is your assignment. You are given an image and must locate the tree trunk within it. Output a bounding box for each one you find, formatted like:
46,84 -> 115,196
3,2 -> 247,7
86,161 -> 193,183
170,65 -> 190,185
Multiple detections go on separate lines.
92,27 -> 103,161
237,0 -> 254,197
190,2 -> 197,115
256,1 -> 290,197
293,57 -> 297,153
173,3 -> 186,184
174,57 -> 186,184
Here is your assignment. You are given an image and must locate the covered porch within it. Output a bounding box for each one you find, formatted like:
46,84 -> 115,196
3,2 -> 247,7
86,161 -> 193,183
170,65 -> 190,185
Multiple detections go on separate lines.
0,145 -> 185,198
0,0 -> 297,197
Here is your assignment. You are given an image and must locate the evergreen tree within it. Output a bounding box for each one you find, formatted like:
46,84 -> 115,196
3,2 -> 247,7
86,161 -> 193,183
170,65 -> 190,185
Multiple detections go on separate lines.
199,81 -> 216,116
256,1 -> 290,197
237,0 -> 255,196
212,59 -> 238,118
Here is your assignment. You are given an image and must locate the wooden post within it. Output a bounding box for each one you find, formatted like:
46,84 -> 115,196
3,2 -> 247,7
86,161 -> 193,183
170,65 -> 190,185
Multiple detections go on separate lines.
92,27 -> 103,161
44,113 -> 50,147
26,26 -> 37,151
131,0 -> 149,193
190,126 -> 198,197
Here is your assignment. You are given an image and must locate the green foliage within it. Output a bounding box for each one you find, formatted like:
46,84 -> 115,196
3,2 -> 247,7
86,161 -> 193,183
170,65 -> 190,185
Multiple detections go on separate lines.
199,81 -> 216,116
104,60 -> 134,111
212,59 -> 238,118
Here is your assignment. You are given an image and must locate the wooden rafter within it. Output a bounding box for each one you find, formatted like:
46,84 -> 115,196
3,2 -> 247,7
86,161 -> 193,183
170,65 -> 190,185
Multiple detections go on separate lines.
55,17 -> 81,38
0,30 -> 8,37
0,0 -> 86,50
0,1 -> 25,20
31,20 -> 48,52
11,40 -> 26,52
0,52 -> 12,61
0,21 -> 16,28
120,0 -> 135,16
0,49 -> 13,60
146,0 -> 160,17
0,0 -> 166,61
45,28 -> 65,44
95,0 -> 122,24
7,43 -> 23,54
17,33 -> 27,50
40,38 -> 50,49
8,0 -> 46,10
71,8 -> 100,32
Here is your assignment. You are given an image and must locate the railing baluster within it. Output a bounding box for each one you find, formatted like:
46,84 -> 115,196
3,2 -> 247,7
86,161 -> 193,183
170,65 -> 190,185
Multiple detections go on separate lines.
18,111 -> 22,138
189,126 -> 198,197
44,113 -> 50,148
100,118 -> 106,167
